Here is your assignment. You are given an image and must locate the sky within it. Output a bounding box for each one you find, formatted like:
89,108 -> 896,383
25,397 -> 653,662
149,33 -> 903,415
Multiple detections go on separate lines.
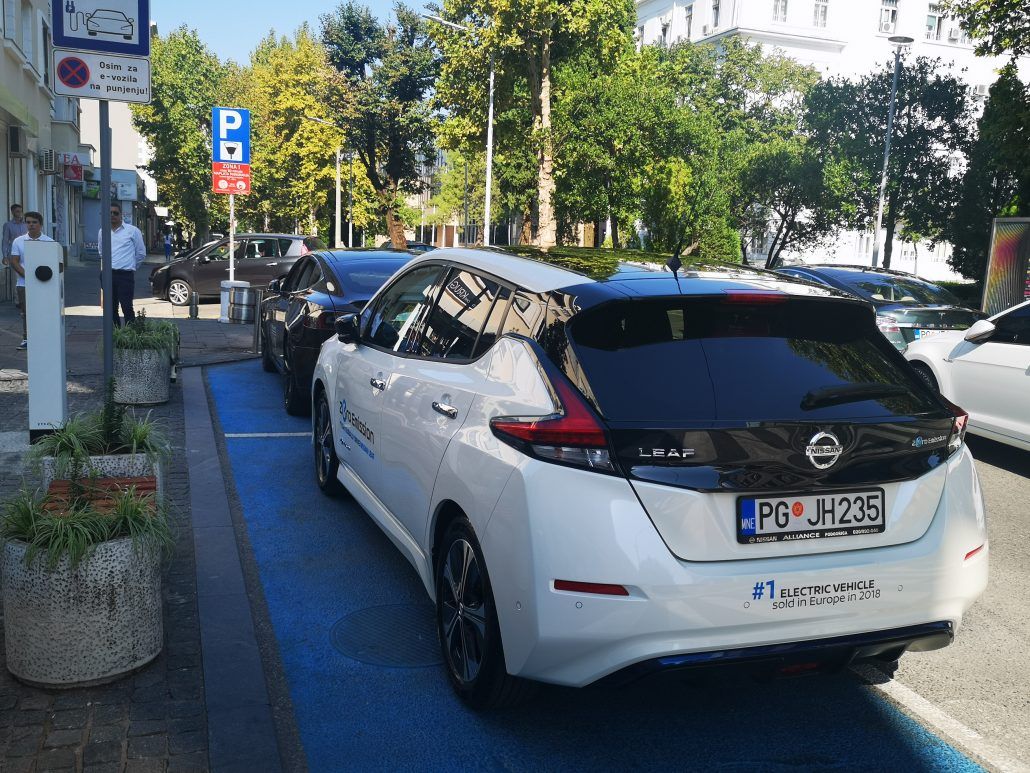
153,0 -> 396,63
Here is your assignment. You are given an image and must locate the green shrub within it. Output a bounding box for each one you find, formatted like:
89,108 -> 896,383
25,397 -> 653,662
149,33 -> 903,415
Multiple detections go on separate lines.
112,309 -> 179,355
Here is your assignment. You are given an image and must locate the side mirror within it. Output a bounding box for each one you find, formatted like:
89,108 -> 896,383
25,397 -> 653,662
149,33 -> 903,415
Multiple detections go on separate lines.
335,313 -> 360,344
267,278 -> 282,295
963,319 -> 995,343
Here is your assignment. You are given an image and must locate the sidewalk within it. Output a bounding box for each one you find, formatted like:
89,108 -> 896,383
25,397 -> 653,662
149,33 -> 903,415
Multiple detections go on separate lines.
0,258 -> 289,772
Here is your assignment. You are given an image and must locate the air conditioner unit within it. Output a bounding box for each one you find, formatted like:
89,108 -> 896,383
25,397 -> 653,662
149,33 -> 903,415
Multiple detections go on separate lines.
39,149 -> 56,174
879,21 -> 896,33
948,27 -> 961,40
974,84 -> 988,96
8,126 -> 27,157
702,24 -> 710,35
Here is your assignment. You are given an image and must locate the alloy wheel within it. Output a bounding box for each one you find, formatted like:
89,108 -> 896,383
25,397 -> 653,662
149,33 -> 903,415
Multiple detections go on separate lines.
168,280 -> 191,306
315,397 -> 333,485
439,538 -> 489,684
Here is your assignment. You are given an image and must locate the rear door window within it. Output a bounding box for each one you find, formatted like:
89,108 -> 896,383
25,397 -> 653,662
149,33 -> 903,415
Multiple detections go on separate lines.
415,270 -> 502,359
568,298 -> 941,422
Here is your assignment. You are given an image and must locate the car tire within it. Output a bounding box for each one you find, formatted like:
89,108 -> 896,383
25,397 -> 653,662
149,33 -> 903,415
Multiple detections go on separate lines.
261,323 -> 276,373
911,363 -> 939,393
284,365 -> 309,417
435,518 -> 535,709
167,279 -> 192,307
313,390 -> 345,497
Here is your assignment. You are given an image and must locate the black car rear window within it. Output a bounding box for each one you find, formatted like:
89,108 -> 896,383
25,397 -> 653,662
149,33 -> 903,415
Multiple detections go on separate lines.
334,261 -> 406,296
568,297 -> 941,422
832,273 -> 961,306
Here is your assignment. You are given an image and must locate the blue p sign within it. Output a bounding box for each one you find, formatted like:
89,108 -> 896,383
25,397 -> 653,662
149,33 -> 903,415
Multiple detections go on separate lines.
212,108 -> 251,165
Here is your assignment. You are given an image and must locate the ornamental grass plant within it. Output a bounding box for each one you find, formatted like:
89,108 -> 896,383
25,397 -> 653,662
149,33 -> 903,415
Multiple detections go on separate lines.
1,487 -> 172,570
112,309 -> 179,355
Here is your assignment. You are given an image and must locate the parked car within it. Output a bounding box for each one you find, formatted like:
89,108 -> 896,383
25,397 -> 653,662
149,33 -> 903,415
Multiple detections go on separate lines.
86,9 -> 135,39
774,265 -> 984,349
905,300 -> 1030,451
260,249 -> 416,415
377,240 -> 436,252
150,234 -> 324,305
311,248 -> 987,708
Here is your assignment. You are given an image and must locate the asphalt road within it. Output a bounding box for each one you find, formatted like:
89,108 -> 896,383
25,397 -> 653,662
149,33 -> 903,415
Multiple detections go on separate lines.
888,435 -> 1030,770
209,359 -> 1029,772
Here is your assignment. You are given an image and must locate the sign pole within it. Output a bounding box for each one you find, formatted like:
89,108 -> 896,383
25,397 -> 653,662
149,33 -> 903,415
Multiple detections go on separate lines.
100,100 -> 114,383
229,194 -> 235,282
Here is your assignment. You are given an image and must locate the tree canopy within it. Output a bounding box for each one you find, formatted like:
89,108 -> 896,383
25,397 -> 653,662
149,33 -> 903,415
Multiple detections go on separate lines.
943,0 -> 1030,58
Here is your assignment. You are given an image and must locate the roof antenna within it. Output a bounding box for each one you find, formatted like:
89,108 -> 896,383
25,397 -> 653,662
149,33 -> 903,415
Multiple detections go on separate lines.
666,237 -> 684,291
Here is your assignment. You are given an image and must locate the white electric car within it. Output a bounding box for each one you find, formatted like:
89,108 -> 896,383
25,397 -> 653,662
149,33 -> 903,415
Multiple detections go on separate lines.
311,248 -> 988,707
905,300 -> 1030,451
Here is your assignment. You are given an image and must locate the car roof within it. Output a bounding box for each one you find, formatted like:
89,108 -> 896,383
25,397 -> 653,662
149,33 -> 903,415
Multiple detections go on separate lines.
781,264 -> 933,281
318,248 -> 417,263
406,248 -> 855,301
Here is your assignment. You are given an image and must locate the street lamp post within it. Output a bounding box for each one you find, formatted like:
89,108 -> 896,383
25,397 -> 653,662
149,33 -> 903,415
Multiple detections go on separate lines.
334,148 -> 342,249
871,35 -> 914,269
304,115 -> 349,248
424,12 -> 495,246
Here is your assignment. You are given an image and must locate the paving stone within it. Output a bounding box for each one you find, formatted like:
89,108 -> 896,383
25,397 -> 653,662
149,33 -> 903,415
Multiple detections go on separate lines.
84,764 -> 124,773
168,716 -> 204,735
50,708 -> 88,729
129,702 -> 168,722
92,703 -> 130,725
128,719 -> 167,737
53,692 -> 90,710
125,757 -> 167,772
167,751 -> 208,772
167,701 -> 203,720
43,728 -> 83,748
134,685 -> 173,703
168,730 -> 205,755
89,724 -> 126,744
83,739 -> 122,765
11,709 -> 46,727
3,757 -> 34,773
34,746 -> 77,768
16,693 -> 50,711
128,734 -> 168,758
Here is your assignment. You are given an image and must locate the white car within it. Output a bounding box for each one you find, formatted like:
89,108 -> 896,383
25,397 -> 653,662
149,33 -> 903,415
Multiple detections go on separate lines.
86,9 -> 134,39
311,248 -> 988,707
905,300 -> 1030,452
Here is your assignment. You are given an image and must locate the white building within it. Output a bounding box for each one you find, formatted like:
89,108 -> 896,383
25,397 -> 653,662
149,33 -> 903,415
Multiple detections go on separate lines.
635,0 -> 1029,280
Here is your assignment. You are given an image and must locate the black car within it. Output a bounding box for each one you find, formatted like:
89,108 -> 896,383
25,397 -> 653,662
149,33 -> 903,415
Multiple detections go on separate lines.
260,249 -> 416,414
774,264 -> 984,349
150,234 -> 324,305
377,240 -> 436,252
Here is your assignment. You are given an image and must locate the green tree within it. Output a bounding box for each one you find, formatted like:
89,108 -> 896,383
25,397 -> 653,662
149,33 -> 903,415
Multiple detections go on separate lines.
320,2 -> 439,248
943,0 -> 1030,58
743,137 -> 858,268
432,0 -> 636,249
947,64 -> 1030,279
132,28 -> 227,240
806,56 -> 974,268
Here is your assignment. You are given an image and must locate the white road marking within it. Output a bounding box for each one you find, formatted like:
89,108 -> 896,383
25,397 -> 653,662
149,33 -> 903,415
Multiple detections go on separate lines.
852,664 -> 1029,773
223,432 -> 311,439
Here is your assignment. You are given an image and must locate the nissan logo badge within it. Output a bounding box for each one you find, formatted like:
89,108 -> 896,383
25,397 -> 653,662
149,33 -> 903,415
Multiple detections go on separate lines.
805,430 -> 844,470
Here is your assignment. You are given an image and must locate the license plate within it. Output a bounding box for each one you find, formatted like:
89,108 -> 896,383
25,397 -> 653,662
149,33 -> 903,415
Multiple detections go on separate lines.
914,329 -> 944,339
737,489 -> 886,544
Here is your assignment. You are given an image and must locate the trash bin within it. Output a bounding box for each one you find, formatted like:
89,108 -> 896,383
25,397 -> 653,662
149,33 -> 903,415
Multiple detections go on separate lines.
228,286 -> 257,323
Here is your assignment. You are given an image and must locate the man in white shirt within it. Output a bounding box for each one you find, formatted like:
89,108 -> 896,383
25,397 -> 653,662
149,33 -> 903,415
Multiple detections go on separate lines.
100,205 -> 147,325
10,211 -> 55,350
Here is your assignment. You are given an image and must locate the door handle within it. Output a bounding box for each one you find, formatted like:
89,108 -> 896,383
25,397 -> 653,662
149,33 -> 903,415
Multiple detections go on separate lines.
432,401 -> 458,419
266,262 -> 278,266
370,377 -> 386,391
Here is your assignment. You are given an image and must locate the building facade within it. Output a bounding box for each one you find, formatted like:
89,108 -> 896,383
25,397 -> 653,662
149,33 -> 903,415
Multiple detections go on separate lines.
635,0 -> 1029,280
1,0 -> 89,291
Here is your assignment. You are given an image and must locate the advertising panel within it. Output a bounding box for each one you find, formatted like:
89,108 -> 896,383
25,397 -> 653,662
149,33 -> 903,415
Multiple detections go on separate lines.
982,218 -> 1030,316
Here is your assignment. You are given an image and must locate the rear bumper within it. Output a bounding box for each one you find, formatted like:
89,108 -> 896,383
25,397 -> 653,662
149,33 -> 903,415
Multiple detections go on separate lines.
480,447 -> 988,687
600,621 -> 952,685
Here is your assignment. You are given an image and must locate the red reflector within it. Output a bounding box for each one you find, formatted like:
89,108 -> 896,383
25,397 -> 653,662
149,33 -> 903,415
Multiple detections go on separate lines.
964,544 -> 984,561
490,378 -> 607,447
554,580 -> 629,596
722,290 -> 788,304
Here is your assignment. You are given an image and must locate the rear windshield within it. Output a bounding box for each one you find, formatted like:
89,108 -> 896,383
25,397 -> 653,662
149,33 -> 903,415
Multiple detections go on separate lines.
333,261 -> 406,296
833,273 -> 960,306
568,298 -> 941,422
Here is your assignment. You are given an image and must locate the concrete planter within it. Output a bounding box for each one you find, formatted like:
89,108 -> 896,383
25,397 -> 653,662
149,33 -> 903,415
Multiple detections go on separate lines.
113,349 -> 172,405
41,454 -> 163,499
1,537 -> 163,688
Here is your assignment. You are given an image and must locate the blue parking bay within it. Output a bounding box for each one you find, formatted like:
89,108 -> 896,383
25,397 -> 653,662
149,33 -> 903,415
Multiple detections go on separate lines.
208,360 -> 981,772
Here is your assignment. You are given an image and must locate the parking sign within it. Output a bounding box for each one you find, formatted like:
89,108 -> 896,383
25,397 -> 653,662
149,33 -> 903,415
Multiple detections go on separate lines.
212,108 -> 251,165
53,0 -> 150,58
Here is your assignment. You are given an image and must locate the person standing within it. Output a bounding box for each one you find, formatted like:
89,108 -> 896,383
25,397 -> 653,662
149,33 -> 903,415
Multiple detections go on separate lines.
163,232 -> 172,262
9,211 -> 55,350
100,205 -> 146,326
3,204 -> 28,269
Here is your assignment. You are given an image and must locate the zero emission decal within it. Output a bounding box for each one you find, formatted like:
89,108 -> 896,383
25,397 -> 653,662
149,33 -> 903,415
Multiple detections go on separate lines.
339,399 -> 375,459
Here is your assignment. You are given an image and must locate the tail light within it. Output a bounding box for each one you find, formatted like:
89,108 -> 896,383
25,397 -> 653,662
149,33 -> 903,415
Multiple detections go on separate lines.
939,396 -> 968,454
303,311 -> 336,330
876,315 -> 900,334
490,377 -> 616,473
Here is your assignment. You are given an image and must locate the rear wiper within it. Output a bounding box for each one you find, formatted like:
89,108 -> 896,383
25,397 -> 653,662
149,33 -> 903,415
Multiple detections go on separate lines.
801,382 -> 910,411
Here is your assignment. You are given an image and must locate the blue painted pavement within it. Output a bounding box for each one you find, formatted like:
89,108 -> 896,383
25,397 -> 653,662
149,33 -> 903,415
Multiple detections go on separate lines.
208,359 -> 981,773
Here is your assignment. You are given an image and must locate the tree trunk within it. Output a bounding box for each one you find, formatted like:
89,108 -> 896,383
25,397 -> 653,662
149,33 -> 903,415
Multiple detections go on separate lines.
883,206 -> 897,269
385,201 -> 407,248
519,209 -> 533,245
536,31 -> 557,251
610,213 -> 620,249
